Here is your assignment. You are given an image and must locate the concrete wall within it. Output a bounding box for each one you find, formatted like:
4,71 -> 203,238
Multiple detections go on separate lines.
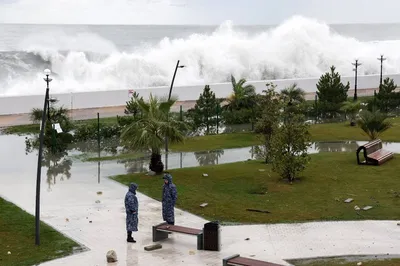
1,73 -> 399,115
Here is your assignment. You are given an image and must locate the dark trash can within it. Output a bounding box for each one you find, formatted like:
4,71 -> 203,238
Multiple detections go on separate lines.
203,221 -> 220,251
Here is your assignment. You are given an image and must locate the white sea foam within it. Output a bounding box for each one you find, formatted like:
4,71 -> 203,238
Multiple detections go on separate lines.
1,16 -> 400,96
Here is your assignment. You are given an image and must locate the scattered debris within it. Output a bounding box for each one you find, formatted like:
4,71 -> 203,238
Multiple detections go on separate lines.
397,222 -> 400,226
258,169 -> 266,172
97,191 -> 102,195
363,206 -> 373,211
189,250 -> 196,255
65,218 -> 69,222
202,173 -> 208,177
245,238 -> 250,241
144,244 -> 162,251
200,203 -> 208,208
354,205 -> 361,211
7,251 -> 11,255
246,209 -> 270,214
344,198 -> 354,203
357,262 -> 363,266
89,221 -> 93,223
106,250 -> 118,263
95,200 -> 101,204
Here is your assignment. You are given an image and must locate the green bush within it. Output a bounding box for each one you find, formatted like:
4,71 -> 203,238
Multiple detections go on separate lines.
222,108 -> 254,125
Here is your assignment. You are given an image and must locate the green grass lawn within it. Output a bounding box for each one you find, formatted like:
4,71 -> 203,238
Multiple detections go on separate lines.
84,152 -> 147,162
291,257 -> 400,266
0,198 -> 80,266
309,116 -> 400,142
113,152 -> 400,224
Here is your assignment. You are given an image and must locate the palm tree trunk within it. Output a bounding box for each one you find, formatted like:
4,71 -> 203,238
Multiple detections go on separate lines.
149,153 -> 164,174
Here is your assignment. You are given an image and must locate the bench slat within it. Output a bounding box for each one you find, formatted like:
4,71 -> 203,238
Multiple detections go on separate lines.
228,257 -> 284,266
368,150 -> 393,160
156,224 -> 202,235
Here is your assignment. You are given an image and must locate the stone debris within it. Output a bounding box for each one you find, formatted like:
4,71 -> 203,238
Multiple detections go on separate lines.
96,191 -> 102,195
354,206 -> 361,211
144,244 -> 162,251
106,250 -> 117,263
200,203 -> 208,208
95,200 -> 101,204
202,173 -> 208,177
245,238 -> 250,241
65,218 -> 69,222
363,206 -> 373,211
89,221 -> 93,223
344,198 -> 354,203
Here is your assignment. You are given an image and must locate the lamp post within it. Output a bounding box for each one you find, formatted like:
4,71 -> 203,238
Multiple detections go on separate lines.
165,60 -> 185,153
377,55 -> 386,88
35,69 -> 52,246
352,59 -> 362,101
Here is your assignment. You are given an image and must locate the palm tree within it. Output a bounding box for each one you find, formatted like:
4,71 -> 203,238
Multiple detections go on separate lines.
120,94 -> 187,174
224,75 -> 256,111
280,83 -> 305,105
357,109 -> 392,140
341,101 -> 362,126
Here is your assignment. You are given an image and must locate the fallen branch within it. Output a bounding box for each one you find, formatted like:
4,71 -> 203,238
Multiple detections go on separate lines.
246,208 -> 271,214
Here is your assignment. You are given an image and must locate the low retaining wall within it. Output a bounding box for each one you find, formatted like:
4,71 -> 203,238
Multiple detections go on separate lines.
0,73 -> 398,115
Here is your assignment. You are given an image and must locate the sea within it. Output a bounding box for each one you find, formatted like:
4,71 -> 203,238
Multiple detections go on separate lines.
1,16 -> 400,96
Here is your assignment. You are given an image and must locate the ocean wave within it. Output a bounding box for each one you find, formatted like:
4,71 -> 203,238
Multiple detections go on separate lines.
2,16 -> 400,96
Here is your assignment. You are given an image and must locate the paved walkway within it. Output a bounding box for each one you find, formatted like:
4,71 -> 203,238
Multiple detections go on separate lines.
0,135 -> 399,265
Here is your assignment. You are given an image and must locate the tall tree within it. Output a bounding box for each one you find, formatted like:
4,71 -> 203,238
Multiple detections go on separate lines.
189,85 -> 221,134
316,66 -> 350,118
120,94 -> 187,174
376,77 -> 400,113
357,109 -> 392,140
254,83 -> 282,163
270,107 -> 311,183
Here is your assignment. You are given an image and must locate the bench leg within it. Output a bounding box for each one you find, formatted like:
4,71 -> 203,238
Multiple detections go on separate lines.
152,222 -> 169,242
223,254 -> 240,266
197,232 -> 204,250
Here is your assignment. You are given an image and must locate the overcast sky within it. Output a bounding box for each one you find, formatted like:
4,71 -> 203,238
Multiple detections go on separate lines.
0,0 -> 399,25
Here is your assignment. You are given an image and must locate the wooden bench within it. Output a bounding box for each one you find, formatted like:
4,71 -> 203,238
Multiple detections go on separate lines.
152,222 -> 204,250
356,139 -> 394,165
223,254 -> 285,266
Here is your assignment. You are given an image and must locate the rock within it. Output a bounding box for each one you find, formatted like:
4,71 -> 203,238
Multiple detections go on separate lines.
397,222 -> 400,226
245,238 -> 250,241
344,198 -> 354,203
258,169 -> 266,172
7,251 -> 11,255
189,250 -> 196,255
65,218 -> 69,222
106,250 -> 117,263
144,244 -> 162,251
200,203 -> 208,208
354,205 -> 361,211
95,200 -> 101,204
357,262 -> 363,266
89,221 -> 92,223
202,173 -> 208,177
97,191 -> 102,195
363,206 -> 373,211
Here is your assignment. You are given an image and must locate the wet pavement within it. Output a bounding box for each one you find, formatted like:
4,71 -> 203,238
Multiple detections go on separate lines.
0,135 -> 399,266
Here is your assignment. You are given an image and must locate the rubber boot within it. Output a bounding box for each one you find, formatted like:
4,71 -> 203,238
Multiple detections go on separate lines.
127,231 -> 136,243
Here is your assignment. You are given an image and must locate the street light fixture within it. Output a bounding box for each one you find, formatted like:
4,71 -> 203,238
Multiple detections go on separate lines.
35,69 -> 52,245
352,59 -> 362,101
165,60 -> 185,154
377,55 -> 387,88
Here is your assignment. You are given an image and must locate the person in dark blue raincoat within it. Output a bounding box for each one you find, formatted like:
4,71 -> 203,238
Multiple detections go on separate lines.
162,173 -> 178,225
125,183 -> 138,243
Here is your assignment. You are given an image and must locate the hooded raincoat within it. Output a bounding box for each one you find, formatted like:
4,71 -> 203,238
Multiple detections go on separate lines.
162,173 -> 177,224
124,183 -> 139,232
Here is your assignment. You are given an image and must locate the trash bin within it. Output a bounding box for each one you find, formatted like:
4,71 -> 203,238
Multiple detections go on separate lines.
203,221 -> 220,251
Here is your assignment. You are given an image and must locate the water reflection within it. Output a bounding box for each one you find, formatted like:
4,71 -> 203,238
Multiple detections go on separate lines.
2,133 -> 400,191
